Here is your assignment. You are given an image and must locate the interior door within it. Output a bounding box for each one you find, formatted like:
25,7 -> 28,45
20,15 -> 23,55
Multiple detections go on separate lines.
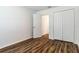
33,14 -> 42,38
62,9 -> 74,42
53,12 -> 62,40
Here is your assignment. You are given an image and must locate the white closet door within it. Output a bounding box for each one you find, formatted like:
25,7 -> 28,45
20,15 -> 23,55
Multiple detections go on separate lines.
62,9 -> 74,42
54,12 -> 62,40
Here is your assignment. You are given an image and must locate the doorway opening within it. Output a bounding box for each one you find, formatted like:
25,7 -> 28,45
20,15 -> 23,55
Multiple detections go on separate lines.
41,15 -> 49,39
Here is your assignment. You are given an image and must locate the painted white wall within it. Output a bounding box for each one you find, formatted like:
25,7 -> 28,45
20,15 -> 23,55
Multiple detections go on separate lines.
37,6 -> 79,45
0,7 -> 33,48
41,15 -> 49,35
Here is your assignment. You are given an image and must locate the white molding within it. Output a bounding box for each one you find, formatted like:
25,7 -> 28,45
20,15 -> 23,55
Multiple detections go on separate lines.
0,36 -> 32,48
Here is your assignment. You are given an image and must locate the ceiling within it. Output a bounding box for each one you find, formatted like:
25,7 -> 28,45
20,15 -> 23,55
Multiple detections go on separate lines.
26,6 -> 57,11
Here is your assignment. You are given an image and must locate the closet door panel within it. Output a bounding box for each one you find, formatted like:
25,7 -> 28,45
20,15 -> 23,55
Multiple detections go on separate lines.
54,12 -> 62,40
62,10 -> 74,42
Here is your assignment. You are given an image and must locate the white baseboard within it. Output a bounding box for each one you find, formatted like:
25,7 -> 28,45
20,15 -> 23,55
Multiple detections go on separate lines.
0,36 -> 32,49
33,35 -> 42,38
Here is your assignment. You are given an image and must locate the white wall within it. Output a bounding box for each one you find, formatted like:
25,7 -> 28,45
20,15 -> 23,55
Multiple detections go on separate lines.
0,7 -> 33,48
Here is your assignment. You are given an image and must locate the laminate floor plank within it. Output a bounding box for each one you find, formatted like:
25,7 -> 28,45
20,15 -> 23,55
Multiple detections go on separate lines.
0,34 -> 79,53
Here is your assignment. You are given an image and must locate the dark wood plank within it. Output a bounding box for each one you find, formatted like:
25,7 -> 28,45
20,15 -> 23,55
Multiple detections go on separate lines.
0,34 -> 78,53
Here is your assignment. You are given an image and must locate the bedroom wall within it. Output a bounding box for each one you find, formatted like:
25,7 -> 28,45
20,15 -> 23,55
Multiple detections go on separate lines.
0,7 -> 33,48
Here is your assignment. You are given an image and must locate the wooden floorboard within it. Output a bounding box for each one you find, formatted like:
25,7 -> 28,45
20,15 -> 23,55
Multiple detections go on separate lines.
0,34 -> 79,53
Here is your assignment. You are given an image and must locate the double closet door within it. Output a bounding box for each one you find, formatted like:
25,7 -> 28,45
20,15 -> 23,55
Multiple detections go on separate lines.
53,9 -> 75,42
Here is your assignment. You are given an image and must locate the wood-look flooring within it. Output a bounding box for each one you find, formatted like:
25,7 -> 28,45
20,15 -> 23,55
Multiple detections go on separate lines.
0,34 -> 79,53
